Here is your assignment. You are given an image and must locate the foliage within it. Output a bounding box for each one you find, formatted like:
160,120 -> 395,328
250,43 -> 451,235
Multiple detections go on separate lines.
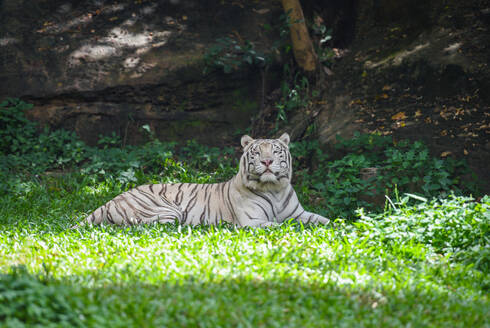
274,71 -> 313,126
311,22 -> 335,67
0,102 -> 236,192
0,98 -> 36,155
263,8 -> 295,56
0,100 -> 478,220
203,37 -> 267,74
354,194 -> 490,272
292,132 -> 475,218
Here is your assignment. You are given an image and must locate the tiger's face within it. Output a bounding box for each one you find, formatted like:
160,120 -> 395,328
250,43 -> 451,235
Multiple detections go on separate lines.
240,133 -> 291,192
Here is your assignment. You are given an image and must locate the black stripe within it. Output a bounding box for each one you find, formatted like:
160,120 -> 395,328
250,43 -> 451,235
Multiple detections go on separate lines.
206,192 -> 212,219
124,194 -> 157,217
220,182 -> 226,198
175,190 -> 183,206
280,187 -> 295,212
190,184 -> 199,195
249,189 -> 276,217
245,211 -> 261,221
224,181 -> 237,222
149,184 -> 154,194
137,189 -> 162,207
185,193 -> 198,213
107,209 -> 115,224
254,201 -> 270,221
99,206 -> 106,223
113,202 -> 126,223
159,184 -> 167,197
286,203 -> 300,219
199,210 -> 206,225
131,192 -> 159,212
121,205 -> 131,221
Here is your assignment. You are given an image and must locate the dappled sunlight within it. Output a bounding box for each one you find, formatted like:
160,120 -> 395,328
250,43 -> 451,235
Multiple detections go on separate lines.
365,42 -> 430,69
1,166 -> 487,326
37,3 -> 127,34
70,44 -> 119,64
1,220 -> 487,326
31,2 -> 184,72
68,26 -> 174,67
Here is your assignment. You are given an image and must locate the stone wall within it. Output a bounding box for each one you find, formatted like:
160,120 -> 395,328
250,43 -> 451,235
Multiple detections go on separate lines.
0,0 -> 282,145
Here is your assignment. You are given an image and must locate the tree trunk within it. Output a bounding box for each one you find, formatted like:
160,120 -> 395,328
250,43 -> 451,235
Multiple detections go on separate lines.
280,0 -> 317,72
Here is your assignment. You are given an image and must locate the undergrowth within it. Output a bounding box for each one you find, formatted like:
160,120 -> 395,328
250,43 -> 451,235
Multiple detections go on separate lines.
0,99 -> 479,218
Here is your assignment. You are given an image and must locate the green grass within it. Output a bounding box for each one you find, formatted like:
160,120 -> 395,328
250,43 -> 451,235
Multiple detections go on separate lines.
0,174 -> 488,327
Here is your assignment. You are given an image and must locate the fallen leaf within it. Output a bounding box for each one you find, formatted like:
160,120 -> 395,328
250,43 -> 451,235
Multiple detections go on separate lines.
440,130 -> 448,136
253,8 -> 270,14
441,151 -> 452,157
323,66 -> 334,75
382,85 -> 391,91
182,15 -> 188,20
414,110 -> 422,117
391,112 -> 407,120
109,16 -> 119,21
350,99 -> 363,106
464,149 -> 469,155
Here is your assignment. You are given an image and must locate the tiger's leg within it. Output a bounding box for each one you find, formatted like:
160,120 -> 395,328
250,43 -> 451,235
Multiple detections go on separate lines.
139,214 -> 180,225
295,211 -> 330,225
233,210 -> 279,227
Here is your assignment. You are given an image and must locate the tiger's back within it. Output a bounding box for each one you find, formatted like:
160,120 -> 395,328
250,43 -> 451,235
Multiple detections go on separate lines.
84,181 -> 235,226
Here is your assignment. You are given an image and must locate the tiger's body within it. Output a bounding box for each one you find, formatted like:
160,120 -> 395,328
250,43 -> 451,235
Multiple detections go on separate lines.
78,133 -> 329,227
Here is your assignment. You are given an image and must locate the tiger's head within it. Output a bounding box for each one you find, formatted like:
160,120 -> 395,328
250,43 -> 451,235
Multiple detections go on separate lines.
239,133 -> 292,192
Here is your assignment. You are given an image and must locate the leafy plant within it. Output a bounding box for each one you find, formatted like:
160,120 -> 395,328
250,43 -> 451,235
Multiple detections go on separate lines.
98,132 -> 122,149
0,98 -> 37,155
355,194 -> 490,272
274,71 -> 313,127
311,23 -> 335,67
203,37 -> 267,74
292,132 -> 476,218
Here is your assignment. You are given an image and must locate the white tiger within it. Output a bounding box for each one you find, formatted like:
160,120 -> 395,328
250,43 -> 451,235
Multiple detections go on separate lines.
77,133 -> 329,227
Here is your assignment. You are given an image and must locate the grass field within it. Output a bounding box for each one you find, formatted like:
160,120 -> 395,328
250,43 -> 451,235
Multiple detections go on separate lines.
0,173 -> 488,327
0,105 -> 487,326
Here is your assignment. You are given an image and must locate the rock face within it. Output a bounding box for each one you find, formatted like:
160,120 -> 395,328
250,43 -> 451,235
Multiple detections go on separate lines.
0,0 -> 281,145
315,0 -> 490,143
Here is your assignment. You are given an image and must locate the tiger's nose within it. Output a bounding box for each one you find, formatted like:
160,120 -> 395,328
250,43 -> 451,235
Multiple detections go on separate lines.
261,159 -> 273,167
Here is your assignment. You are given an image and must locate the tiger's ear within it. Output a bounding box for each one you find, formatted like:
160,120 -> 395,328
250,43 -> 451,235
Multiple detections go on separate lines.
278,132 -> 290,146
241,135 -> 254,148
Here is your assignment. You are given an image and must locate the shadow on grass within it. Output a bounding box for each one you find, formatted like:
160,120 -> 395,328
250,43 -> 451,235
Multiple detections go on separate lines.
1,266 -> 487,328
